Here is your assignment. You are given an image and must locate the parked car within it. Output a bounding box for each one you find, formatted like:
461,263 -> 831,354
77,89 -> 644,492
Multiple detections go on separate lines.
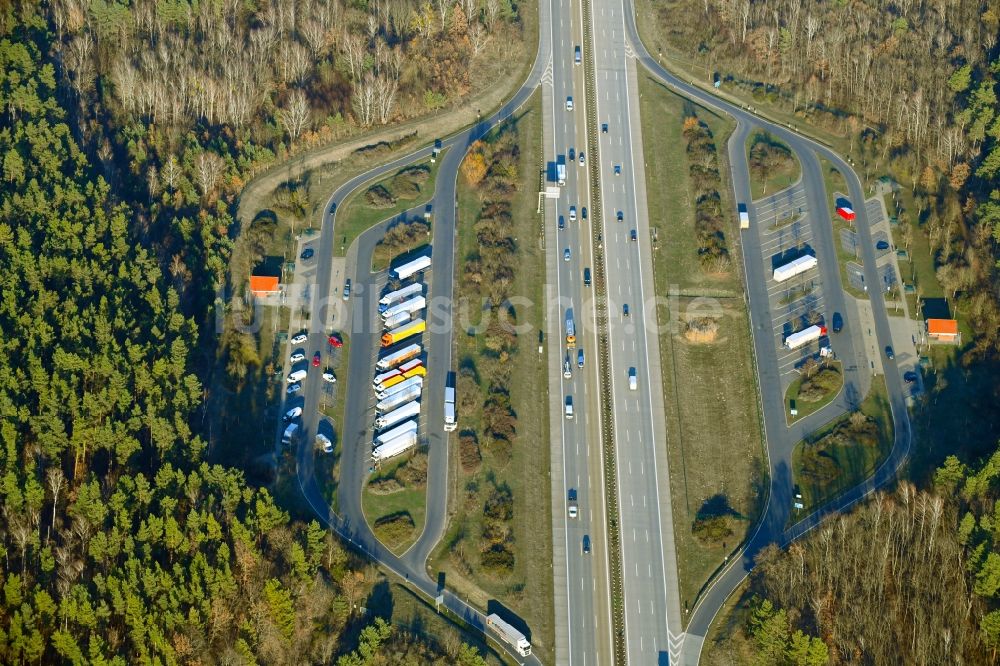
876,240 -> 890,250
300,247 -> 314,260
316,433 -> 333,453
291,333 -> 308,345
343,279 -> 351,300
290,352 -> 306,363
831,312 -> 843,333
283,407 -> 302,422
322,371 -> 337,383
327,334 -> 343,348
286,383 -> 301,395
903,370 -> 918,383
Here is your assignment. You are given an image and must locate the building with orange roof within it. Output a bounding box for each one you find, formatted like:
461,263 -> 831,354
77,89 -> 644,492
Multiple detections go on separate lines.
249,275 -> 280,297
926,318 -> 960,344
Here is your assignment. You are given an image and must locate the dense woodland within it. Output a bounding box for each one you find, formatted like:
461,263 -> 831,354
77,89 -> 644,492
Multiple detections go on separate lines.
722,452 -> 1000,665
0,1 -> 502,662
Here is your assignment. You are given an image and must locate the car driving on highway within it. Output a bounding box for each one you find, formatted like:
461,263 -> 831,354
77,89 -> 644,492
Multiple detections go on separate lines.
569,206 -> 576,221
564,248 -> 571,262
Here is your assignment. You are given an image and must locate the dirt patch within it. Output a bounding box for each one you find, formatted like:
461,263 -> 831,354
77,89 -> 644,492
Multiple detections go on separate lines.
684,316 -> 720,343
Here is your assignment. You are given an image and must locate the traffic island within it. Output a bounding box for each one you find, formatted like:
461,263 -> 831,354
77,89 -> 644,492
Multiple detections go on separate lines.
362,450 -> 428,555
784,359 -> 844,424
789,377 -> 894,522
746,130 -> 801,200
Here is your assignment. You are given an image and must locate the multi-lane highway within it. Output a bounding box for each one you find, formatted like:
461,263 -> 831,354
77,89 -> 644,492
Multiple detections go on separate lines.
271,0 -> 916,659
542,0 -> 614,662
614,3 -> 913,663
588,0 -> 685,663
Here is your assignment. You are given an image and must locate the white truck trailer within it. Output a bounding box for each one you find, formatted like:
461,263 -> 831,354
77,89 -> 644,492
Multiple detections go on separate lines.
773,255 -> 818,283
374,420 -> 418,447
738,203 -> 750,229
376,344 -> 421,371
374,400 -> 421,430
382,310 -> 412,330
378,283 -> 423,313
371,431 -> 418,463
486,614 -> 531,657
444,385 -> 457,432
376,385 -> 422,413
376,375 -> 423,401
784,325 -> 827,350
390,255 -> 432,281
381,295 -> 426,322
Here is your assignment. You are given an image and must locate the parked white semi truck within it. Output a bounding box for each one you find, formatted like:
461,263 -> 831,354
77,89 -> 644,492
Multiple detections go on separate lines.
784,325 -> 827,349
374,400 -> 421,430
773,255 -> 818,282
371,431 -> 418,463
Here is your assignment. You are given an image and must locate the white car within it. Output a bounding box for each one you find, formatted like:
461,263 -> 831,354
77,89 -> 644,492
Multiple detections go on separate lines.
283,406 -> 303,422
290,333 -> 308,345
563,359 -> 572,379
316,433 -> 333,453
628,367 -> 637,390
290,352 -> 306,363
569,206 -> 577,222
322,371 -> 337,383
566,96 -> 574,111
286,383 -> 301,395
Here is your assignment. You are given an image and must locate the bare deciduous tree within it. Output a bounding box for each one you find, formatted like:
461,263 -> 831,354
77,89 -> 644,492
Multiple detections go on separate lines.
195,152 -> 226,199
280,89 -> 312,142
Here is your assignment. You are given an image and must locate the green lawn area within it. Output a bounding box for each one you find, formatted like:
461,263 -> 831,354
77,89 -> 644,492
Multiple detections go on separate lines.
334,157 -> 443,257
790,376 -> 894,520
885,183 -> 945,316
746,130 -> 801,201
784,361 -> 844,423
426,90 -> 554,663
639,73 -> 766,620
362,452 -> 427,556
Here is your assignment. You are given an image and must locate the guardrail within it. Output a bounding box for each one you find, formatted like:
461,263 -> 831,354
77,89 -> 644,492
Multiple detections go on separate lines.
581,0 -> 627,661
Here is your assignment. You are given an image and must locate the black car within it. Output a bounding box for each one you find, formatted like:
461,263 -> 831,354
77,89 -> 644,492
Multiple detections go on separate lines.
832,312 -> 843,333
630,229 -> 637,242
614,164 -> 621,176
582,535 -> 591,554
876,240 -> 890,250
601,123 -> 608,133
558,215 -> 565,230
300,247 -> 314,260
903,370 -> 918,383
569,147 -> 575,161
583,268 -> 591,286
885,345 -> 895,360
617,210 -> 624,222
582,207 -> 588,220
623,303 -> 630,317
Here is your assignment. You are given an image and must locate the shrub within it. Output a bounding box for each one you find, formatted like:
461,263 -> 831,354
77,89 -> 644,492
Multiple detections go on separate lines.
479,544 -> 515,575
365,184 -> 396,208
459,432 -> 482,473
692,515 -> 734,544
395,451 -> 428,487
373,512 -> 416,546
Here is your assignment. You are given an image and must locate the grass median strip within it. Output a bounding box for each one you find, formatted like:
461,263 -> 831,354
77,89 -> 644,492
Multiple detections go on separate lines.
638,73 -> 766,619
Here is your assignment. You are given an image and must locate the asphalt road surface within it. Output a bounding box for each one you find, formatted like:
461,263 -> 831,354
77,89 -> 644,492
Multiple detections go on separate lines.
284,0 -> 553,660
589,0 -> 685,663
617,2 -> 913,663
542,0 -> 615,662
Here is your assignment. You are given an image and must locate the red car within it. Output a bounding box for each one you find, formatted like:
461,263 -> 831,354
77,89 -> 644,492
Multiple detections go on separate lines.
327,335 -> 343,348
312,352 -> 322,367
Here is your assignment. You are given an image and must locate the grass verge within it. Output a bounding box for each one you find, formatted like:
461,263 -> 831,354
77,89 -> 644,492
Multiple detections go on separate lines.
427,89 -> 554,662
638,73 -> 766,618
790,375 -> 893,519
316,334 -> 350,514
